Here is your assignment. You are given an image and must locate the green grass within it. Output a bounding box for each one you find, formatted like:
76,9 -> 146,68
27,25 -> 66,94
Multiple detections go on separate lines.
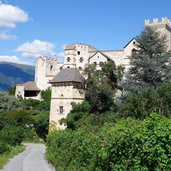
0,145 -> 25,169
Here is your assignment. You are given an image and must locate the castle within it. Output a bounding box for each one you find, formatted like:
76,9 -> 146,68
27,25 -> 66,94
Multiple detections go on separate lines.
15,17 -> 171,129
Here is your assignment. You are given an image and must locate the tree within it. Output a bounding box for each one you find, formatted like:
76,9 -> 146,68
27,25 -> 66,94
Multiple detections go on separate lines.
8,85 -> 16,95
84,61 -> 123,113
123,27 -> 171,91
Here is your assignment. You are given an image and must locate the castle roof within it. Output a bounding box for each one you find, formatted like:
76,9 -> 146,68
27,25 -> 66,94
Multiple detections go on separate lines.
50,68 -> 85,83
89,51 -> 113,61
24,81 -> 40,91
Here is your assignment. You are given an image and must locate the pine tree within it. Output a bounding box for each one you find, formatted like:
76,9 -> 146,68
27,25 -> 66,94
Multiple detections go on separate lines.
123,27 -> 171,91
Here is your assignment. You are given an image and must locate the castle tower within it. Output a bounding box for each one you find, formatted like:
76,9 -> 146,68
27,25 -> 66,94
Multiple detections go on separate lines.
35,56 -> 62,90
64,43 -> 97,72
49,68 -> 85,130
145,17 -> 171,51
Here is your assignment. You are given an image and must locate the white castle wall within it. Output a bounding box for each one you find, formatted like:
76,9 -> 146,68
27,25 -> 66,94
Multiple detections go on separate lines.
35,56 -> 62,90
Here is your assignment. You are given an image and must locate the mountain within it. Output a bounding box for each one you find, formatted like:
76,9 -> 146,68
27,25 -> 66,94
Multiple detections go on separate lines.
0,62 -> 35,91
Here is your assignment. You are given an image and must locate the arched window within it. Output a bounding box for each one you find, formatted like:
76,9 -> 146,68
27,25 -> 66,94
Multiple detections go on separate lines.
79,57 -> 84,63
67,57 -> 71,62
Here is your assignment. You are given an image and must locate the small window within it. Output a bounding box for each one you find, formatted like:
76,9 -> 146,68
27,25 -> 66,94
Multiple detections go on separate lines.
79,57 -> 83,63
77,51 -> 80,55
67,66 -> 70,68
132,48 -> 137,55
100,62 -> 103,66
60,66 -> 63,70
59,106 -> 64,114
67,57 -> 71,62
79,67 -> 82,70
49,64 -> 53,70
94,62 -> 97,66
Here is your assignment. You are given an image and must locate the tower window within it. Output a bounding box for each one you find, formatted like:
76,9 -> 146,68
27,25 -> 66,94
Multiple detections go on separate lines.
77,51 -> 80,55
50,65 -> 53,70
67,57 -> 71,62
59,106 -> 64,114
79,57 -> 84,63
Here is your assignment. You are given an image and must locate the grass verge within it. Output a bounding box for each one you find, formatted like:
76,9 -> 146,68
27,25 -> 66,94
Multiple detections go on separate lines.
0,145 -> 25,169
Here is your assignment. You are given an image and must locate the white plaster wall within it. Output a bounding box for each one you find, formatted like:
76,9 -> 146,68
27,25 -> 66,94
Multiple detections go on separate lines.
35,56 -> 62,90
89,52 -> 108,69
15,85 -> 24,99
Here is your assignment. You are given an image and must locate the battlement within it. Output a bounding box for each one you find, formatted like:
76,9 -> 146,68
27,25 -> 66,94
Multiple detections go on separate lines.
145,17 -> 171,27
36,56 -> 58,62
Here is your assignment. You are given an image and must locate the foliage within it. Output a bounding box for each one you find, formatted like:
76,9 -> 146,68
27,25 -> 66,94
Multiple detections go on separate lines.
119,87 -> 160,119
47,114 -> 171,171
0,92 -> 22,113
119,82 -> 171,119
62,101 -> 117,130
84,61 -> 123,113
8,85 -> 16,95
0,125 -> 24,146
32,111 -> 49,140
123,27 -> 171,91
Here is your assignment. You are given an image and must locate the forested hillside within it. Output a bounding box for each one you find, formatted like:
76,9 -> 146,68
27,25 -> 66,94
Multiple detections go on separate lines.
0,62 -> 34,91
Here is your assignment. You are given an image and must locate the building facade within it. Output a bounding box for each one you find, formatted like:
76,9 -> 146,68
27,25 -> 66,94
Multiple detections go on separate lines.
49,68 -> 85,129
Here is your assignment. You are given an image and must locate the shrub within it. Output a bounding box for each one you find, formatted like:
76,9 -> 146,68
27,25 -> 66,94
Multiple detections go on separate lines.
0,125 -> 24,146
47,114 -> 171,171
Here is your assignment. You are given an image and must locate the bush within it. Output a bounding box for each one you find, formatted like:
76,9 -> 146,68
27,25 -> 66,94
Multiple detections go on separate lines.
0,141 -> 10,154
0,125 -> 24,146
47,114 -> 171,170
119,88 -> 160,119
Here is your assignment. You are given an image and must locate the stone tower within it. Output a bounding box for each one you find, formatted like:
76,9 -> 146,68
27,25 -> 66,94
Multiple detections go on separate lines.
35,56 -> 63,90
145,17 -> 171,51
49,68 -> 85,130
64,43 -> 97,71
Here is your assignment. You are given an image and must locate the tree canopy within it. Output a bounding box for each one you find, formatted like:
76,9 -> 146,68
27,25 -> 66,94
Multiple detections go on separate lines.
123,27 -> 171,91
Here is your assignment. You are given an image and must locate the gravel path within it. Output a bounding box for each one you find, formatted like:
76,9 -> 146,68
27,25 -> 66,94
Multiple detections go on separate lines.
2,143 -> 56,171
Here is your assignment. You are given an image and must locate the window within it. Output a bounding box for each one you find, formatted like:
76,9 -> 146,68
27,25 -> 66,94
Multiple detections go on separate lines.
50,65 -> 53,70
131,48 -> 137,55
79,57 -> 83,63
59,106 -> 64,114
67,66 -> 70,68
67,57 -> 71,62
94,62 -> 97,66
77,51 -> 80,55
79,67 -> 82,70
60,66 -> 63,70
100,62 -> 104,66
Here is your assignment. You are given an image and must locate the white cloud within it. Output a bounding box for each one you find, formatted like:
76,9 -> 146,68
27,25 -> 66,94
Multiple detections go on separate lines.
0,55 -> 31,65
0,3 -> 28,28
0,30 -> 16,40
16,39 -> 55,57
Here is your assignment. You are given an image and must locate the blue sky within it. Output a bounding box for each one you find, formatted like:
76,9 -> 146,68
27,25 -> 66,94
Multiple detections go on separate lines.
0,0 -> 171,65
